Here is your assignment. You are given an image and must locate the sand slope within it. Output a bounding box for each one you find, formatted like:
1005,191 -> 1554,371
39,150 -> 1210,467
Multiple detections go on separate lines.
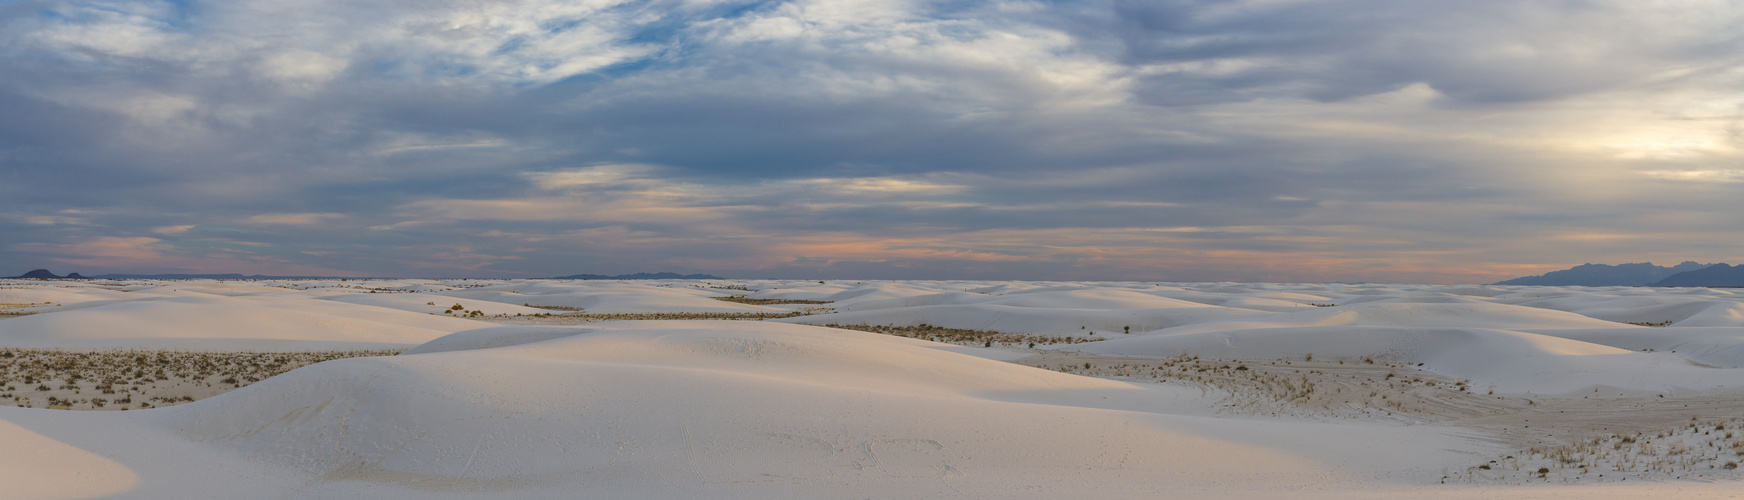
0,293 -> 483,350
435,282 -> 786,314
3,280 -> 1743,498
5,322 -> 1488,498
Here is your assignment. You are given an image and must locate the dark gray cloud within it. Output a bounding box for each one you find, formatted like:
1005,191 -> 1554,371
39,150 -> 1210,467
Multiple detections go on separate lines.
3,0 -> 1743,282
1058,0 -> 1744,104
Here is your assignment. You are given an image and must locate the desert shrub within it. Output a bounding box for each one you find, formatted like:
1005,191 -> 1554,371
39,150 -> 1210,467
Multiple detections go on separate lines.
713,296 -> 833,305
523,304 -> 581,311
0,348 -> 401,411
817,323 -> 1103,347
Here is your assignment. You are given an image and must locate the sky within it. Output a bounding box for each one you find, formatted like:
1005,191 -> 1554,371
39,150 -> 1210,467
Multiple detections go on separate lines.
3,0 -> 1743,283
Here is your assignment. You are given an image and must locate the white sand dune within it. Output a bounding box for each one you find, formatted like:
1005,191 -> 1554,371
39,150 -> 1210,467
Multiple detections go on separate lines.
1,322 -> 1495,498
746,280 -> 964,306
2,279 -> 1743,498
785,303 -> 1261,336
0,418 -> 140,498
400,325 -> 595,354
434,282 -> 786,314
0,293 -> 483,350
836,288 -> 1223,311
1521,326 -> 1744,368
1498,292 -> 1744,327
1145,301 -> 1631,337
0,285 -> 134,307
321,292 -> 556,317
1063,325 -> 1736,394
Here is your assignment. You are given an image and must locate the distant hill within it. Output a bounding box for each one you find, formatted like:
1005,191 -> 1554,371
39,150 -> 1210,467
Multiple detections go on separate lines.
1491,261 -> 1714,286
1647,263 -> 1744,287
549,272 -> 725,280
10,269 -> 75,279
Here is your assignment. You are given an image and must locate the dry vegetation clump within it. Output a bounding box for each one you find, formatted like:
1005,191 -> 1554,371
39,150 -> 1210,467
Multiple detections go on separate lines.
438,303 -> 493,317
0,348 -> 401,411
485,311 -> 815,325
1021,351 -> 1744,485
574,312 -> 810,320
1018,352 -> 1512,422
1626,321 -> 1675,327
523,304 -> 582,311
0,303 -> 52,317
712,295 -> 834,305
820,323 -> 1103,347
1449,418 -> 1744,484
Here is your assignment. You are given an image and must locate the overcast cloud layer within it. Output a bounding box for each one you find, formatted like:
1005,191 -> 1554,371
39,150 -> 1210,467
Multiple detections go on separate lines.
3,0 -> 1743,283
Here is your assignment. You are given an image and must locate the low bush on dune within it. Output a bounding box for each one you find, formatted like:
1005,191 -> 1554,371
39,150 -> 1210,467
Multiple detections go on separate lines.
0,302 -> 51,316
715,296 -> 837,308
494,312 -> 818,325
0,348 -> 401,411
577,312 -> 811,320
1454,417 -> 1744,484
522,304 -> 582,311
819,323 -> 1102,347
1625,320 -> 1675,327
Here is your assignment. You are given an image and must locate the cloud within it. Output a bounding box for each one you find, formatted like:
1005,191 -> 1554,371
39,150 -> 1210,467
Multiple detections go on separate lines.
4,0 -> 1744,281
13,214 -> 89,226
244,213 -> 346,225
526,164 -> 661,190
1062,0 -> 1744,104
1643,170 -> 1744,183
151,225 -> 195,235
258,49 -> 349,88
27,236 -> 165,261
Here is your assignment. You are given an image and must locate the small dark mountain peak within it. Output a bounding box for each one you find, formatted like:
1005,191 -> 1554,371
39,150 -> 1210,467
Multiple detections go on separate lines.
15,269 -> 62,279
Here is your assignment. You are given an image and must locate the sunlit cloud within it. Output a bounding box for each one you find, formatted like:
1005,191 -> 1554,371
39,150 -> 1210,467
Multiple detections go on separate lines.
151,225 -> 195,235
526,165 -> 662,190
782,177 -> 966,195
1642,170 -> 1744,183
11,236 -> 366,276
24,236 -> 165,261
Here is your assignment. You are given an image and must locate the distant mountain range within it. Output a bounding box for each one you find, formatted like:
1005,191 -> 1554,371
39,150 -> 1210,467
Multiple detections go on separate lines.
9,269 -> 88,279
547,272 -> 725,280
1492,262 -> 1712,286
1493,261 -> 1744,287
1648,263 -> 1744,287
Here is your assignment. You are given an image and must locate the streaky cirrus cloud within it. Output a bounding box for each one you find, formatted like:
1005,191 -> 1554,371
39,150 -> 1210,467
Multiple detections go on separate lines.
3,0 -> 1743,282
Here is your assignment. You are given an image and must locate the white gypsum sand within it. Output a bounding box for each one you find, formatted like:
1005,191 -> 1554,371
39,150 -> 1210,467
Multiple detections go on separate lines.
0,278 -> 1740,498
